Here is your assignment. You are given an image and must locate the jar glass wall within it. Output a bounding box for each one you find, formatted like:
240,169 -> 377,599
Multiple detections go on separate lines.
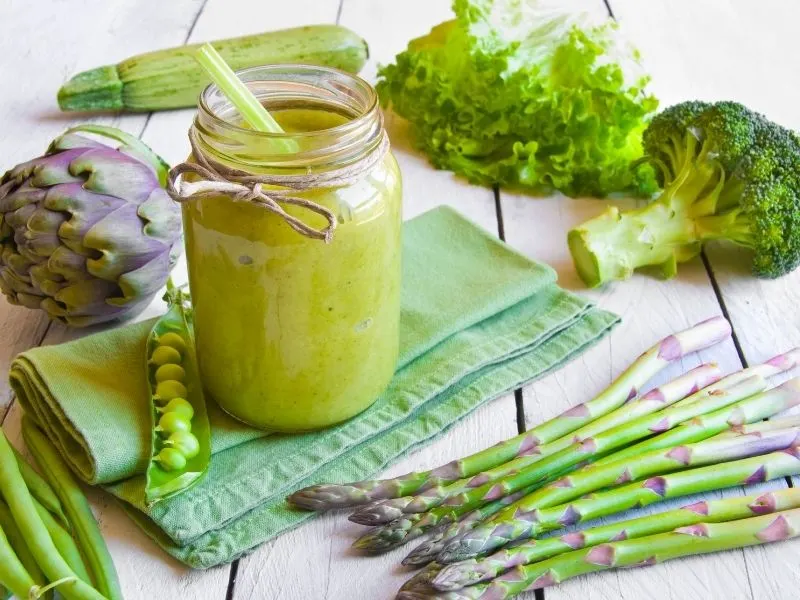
182,65 -> 402,431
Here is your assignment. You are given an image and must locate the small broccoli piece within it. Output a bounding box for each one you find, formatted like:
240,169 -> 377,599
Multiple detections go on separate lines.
568,100 -> 800,286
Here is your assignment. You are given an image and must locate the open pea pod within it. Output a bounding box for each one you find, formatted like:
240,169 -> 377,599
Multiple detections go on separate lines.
144,280 -> 211,505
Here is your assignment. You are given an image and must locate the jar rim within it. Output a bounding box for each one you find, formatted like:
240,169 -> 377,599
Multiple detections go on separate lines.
198,64 -> 380,140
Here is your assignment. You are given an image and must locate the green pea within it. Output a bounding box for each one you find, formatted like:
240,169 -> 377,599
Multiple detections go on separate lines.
155,363 -> 186,383
154,448 -> 187,472
158,398 -> 194,420
164,431 -> 200,459
157,332 -> 187,355
155,380 -> 188,402
150,346 -> 182,366
157,412 -> 191,435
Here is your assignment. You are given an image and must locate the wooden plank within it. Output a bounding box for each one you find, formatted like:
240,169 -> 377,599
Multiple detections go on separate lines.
230,1 -> 509,598
491,1 -> 779,598
0,0 -> 230,597
607,0 -> 800,596
0,0 -> 206,417
493,1 -> 800,598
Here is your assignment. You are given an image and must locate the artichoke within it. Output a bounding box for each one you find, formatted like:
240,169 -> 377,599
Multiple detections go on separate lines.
0,124 -> 181,327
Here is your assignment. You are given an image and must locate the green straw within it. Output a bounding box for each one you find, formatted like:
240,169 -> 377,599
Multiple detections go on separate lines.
195,43 -> 295,152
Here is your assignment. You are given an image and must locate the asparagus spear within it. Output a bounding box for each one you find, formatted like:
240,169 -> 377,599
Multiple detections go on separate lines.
354,364 -> 722,525
399,562 -> 444,596
595,377 -> 800,467
398,484 -> 542,568
431,480 -> 800,591
485,428 -> 800,531
354,376 -> 766,553
401,378 -> 800,567
710,414 -> 800,439
414,507 -> 800,599
437,444 -> 800,563
288,318 -> 732,510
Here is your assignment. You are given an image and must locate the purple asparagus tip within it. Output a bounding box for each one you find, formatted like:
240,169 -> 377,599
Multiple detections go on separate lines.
560,532 -> 586,549
611,529 -> 629,542
683,500 -> 710,515
643,476 -> 667,497
558,504 -> 581,526
744,466 -> 768,485
666,446 -> 692,465
658,335 -> 683,361
675,524 -> 711,537
641,388 -> 666,403
749,492 -> 778,515
586,544 -> 616,566
562,403 -> 590,418
517,434 -> 539,456
615,469 -> 633,484
483,485 -> 506,502
552,478 -> 574,488
649,417 -> 671,433
468,473 -> 492,487
430,461 -> 462,480
756,515 -> 793,542
530,572 -> 558,590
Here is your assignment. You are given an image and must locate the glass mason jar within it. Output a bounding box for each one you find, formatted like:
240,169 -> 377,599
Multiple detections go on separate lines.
181,65 -> 402,431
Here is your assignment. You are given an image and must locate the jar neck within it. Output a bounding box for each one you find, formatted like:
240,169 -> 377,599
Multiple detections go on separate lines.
192,65 -> 384,173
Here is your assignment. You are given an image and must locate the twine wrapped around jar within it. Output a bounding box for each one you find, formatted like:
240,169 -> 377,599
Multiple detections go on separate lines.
167,128 -> 390,243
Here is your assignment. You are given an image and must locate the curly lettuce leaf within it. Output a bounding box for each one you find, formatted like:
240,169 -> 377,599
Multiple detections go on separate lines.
377,0 -> 659,197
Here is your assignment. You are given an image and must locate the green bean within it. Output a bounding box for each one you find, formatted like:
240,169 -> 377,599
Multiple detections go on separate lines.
20,420 -> 121,600
33,499 -> 92,586
12,446 -> 69,529
0,523 -> 36,599
0,499 -> 47,597
0,426 -> 106,600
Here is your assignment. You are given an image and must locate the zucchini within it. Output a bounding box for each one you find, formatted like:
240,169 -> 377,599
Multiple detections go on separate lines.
58,25 -> 369,112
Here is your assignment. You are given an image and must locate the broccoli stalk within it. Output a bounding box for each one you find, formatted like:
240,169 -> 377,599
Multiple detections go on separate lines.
568,101 -> 800,287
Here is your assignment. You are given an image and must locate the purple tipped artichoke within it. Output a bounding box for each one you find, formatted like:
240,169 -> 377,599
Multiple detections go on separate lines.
0,124 -> 181,327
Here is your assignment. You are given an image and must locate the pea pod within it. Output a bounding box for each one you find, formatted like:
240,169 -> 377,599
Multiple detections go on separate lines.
144,281 -> 211,504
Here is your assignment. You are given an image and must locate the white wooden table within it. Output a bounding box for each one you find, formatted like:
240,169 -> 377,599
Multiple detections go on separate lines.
2,0 -> 800,597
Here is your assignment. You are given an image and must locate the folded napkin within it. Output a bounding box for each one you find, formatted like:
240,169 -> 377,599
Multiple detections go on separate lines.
11,206 -> 619,568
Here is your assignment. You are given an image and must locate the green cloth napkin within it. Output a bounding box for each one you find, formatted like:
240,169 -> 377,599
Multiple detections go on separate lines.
10,206 -> 618,568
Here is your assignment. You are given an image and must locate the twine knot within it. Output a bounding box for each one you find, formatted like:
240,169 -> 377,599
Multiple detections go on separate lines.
167,128 -> 390,243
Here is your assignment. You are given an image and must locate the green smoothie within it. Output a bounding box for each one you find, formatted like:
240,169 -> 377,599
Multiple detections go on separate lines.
183,108 -> 402,431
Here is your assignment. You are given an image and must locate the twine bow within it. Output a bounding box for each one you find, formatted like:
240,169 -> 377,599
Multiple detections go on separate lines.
167,128 -> 390,243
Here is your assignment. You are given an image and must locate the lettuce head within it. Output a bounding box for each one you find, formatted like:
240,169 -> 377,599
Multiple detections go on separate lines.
377,0 -> 659,197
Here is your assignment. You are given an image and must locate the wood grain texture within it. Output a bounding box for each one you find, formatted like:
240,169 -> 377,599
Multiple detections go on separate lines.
0,0 -> 798,598
0,0 -> 204,417
230,0 -> 510,598
609,0 -> 800,596
0,0 -> 230,596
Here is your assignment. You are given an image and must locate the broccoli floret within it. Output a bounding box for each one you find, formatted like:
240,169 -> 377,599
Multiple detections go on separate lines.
568,101 -> 800,286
